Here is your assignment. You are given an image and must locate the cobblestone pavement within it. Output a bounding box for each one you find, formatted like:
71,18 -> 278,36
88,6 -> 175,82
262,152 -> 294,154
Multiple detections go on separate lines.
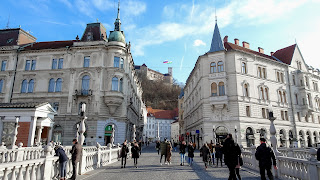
78,144 -> 261,180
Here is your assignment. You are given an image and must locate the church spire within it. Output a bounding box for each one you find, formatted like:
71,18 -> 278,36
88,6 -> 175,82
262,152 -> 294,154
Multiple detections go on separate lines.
208,19 -> 225,53
114,0 -> 121,31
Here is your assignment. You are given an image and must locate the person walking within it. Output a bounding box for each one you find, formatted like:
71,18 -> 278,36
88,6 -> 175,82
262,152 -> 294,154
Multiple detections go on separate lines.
179,141 -> 187,166
200,143 -> 210,169
156,141 -> 160,155
215,143 -> 223,167
222,134 -> 241,180
166,141 -> 173,164
131,142 -> 140,168
69,139 -> 82,180
160,139 -> 168,165
317,146 -> 320,161
255,138 -> 277,180
55,145 -> 68,180
187,142 -> 195,166
120,141 -> 129,168
174,141 -> 178,152
210,142 -> 215,165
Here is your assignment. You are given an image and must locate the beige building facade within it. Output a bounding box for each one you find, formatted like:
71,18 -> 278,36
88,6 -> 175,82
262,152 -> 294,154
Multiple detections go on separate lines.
183,22 -> 320,148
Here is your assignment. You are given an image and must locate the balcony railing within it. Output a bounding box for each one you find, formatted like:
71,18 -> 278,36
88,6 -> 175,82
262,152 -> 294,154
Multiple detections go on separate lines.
75,89 -> 92,96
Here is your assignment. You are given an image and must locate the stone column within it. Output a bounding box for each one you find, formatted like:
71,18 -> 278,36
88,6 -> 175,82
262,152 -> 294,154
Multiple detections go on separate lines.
36,126 -> 43,145
28,116 -> 37,147
11,116 -> 20,149
47,127 -> 53,144
0,117 -> 4,144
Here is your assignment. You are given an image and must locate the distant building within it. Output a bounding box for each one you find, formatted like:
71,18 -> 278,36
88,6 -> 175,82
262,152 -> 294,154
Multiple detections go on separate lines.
171,120 -> 179,143
135,64 -> 173,84
178,88 -> 185,140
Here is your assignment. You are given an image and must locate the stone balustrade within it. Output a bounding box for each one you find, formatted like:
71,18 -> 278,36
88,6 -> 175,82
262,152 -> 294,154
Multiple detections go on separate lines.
0,143 -> 126,180
242,146 -> 320,179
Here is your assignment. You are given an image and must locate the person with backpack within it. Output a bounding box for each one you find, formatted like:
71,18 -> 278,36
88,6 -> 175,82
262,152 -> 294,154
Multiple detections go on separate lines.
255,138 -> 277,180
222,134 -> 241,180
120,141 -> 129,168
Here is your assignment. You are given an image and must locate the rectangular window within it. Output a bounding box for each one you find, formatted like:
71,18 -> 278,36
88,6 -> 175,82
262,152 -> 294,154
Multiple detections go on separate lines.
114,57 -> 120,68
84,56 -> 90,67
25,60 -> 31,70
53,102 -> 59,111
262,68 -> 266,79
295,94 -> 299,104
281,110 -> 284,120
31,60 -> 36,70
258,67 -> 262,78
58,59 -> 63,69
292,75 -> 296,85
52,59 -> 57,69
285,111 -> 288,121
262,108 -> 266,118
246,106 -> 250,117
297,112 -> 301,122
1,60 -> 7,71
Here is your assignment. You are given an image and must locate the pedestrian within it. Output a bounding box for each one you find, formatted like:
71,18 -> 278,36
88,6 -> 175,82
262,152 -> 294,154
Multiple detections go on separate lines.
255,138 -> 277,180
138,140 -> 142,155
174,141 -> 178,151
179,141 -> 187,166
166,141 -> 173,164
69,139 -> 82,180
55,145 -> 68,180
222,134 -> 241,180
187,142 -> 195,166
200,143 -> 210,169
210,142 -> 215,165
131,142 -> 140,168
120,141 -> 129,168
160,139 -> 168,165
156,141 -> 160,155
215,143 -> 223,167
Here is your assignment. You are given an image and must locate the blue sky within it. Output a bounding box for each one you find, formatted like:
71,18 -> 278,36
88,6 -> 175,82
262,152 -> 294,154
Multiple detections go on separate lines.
1,0 -> 320,83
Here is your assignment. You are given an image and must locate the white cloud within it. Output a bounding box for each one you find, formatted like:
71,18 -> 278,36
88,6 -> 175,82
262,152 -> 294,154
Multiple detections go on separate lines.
122,0 -> 146,16
130,0 -> 309,56
193,39 -> 206,47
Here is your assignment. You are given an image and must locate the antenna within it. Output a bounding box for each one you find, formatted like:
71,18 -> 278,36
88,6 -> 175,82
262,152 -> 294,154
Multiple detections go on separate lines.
6,14 -> 10,29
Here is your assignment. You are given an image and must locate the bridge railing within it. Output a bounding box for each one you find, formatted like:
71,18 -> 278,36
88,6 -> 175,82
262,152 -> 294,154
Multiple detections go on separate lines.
242,146 -> 320,180
0,143 -> 124,180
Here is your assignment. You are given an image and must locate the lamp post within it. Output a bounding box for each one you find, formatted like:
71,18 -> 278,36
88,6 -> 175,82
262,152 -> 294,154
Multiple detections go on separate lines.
213,125 -> 216,144
268,104 -> 281,156
78,103 -> 87,145
235,125 -> 238,143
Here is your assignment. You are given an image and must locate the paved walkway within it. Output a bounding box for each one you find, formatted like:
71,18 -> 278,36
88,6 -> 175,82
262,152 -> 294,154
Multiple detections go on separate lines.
78,144 -> 261,180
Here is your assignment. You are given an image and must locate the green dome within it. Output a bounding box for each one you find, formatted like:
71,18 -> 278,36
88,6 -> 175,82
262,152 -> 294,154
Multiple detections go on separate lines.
109,31 -> 125,44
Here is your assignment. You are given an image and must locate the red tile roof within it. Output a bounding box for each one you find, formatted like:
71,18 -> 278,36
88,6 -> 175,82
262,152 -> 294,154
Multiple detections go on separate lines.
224,42 -> 275,61
273,44 -> 296,65
147,107 -> 178,119
23,40 -> 75,50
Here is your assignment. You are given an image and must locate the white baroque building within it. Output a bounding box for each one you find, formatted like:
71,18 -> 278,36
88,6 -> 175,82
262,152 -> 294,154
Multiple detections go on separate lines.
183,21 -> 320,148
0,5 -> 146,146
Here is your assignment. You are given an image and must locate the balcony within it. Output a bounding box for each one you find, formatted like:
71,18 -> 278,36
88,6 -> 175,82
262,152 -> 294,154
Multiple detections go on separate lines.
103,91 -> 124,115
209,95 -> 228,111
75,89 -> 92,96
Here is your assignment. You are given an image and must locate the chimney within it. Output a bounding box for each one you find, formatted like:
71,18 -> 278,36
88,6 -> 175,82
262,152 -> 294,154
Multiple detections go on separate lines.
223,36 -> 228,43
234,38 -> 239,45
242,41 -> 250,49
258,47 -> 264,54
270,52 -> 274,56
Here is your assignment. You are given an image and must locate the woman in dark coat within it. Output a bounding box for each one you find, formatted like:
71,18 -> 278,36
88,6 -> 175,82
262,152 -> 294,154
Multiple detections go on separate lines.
188,142 -> 195,166
200,143 -> 210,169
55,146 -> 68,180
215,143 -> 223,167
120,142 -> 129,168
131,143 -> 140,168
166,142 -> 173,164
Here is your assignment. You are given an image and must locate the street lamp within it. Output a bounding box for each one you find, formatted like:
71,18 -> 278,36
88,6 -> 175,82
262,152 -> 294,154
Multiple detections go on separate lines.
268,104 -> 281,156
213,125 -> 216,144
234,125 -> 238,143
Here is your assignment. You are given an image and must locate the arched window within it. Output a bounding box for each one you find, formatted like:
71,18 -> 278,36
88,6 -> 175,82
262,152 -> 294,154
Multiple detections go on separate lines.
210,62 -> 216,73
218,82 -> 225,96
48,78 -> 55,92
81,75 -> 90,95
242,62 -> 246,74
244,84 -> 249,97
114,57 -> 120,68
28,79 -> 34,93
21,79 -> 28,93
112,77 -> 119,91
218,61 -> 224,72
0,79 -> 3,93
265,88 -> 269,100
260,87 -> 264,100
279,91 -> 283,102
211,82 -> 217,96
283,91 -> 287,103
277,72 -> 280,82
119,78 -> 123,92
55,78 -> 62,92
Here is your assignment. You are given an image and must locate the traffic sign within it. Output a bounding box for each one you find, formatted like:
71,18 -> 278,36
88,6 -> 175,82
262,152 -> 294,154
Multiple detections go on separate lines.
196,130 -> 200,134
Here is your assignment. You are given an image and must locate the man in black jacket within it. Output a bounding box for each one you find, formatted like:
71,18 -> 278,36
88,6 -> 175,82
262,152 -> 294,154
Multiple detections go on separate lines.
69,139 -> 82,180
317,147 -> 320,161
255,138 -> 277,180
222,134 -> 241,180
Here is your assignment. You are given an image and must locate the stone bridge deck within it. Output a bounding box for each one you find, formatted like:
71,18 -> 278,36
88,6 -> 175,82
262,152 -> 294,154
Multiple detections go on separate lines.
78,145 -> 261,180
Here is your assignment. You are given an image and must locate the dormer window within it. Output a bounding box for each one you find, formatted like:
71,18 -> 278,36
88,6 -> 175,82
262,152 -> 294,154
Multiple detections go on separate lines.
87,32 -> 93,41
